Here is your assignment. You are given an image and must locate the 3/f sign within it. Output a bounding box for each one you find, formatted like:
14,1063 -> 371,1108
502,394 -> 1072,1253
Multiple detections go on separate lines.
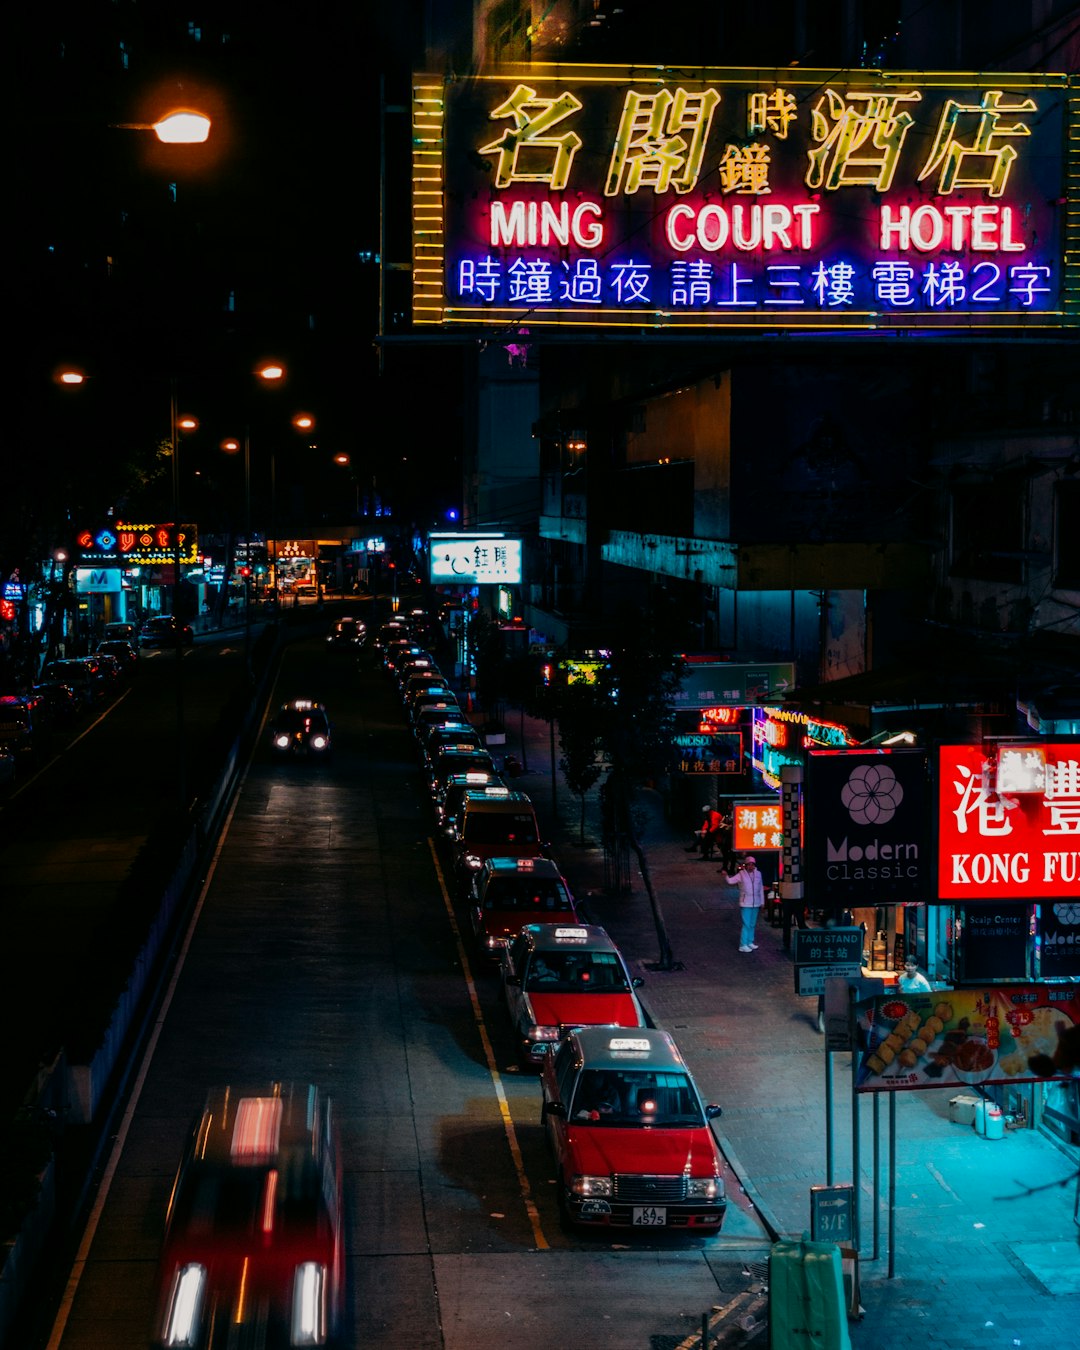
810,1184 -> 854,1244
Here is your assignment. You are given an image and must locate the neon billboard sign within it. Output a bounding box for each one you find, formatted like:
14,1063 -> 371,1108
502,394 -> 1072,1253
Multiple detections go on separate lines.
413,65 -> 1076,331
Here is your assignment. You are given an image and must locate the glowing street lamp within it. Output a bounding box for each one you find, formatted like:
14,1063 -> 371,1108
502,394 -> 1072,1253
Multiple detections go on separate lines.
110,109 -> 212,144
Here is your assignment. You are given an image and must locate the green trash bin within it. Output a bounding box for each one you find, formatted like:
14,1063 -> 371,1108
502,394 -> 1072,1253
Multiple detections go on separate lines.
769,1236 -> 852,1350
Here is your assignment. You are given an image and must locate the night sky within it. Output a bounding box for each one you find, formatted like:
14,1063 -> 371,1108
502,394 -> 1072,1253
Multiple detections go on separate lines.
9,2 -> 465,562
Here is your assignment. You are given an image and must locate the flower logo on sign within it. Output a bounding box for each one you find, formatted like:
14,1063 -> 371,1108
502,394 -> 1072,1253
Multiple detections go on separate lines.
1053,902 -> 1080,925
841,763 -> 904,825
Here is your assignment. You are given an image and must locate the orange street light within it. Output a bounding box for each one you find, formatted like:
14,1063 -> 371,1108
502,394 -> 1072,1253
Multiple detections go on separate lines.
110,109 -> 213,143
256,362 -> 285,382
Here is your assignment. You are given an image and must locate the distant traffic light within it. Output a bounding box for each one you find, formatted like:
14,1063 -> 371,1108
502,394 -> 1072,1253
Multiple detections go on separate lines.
239,566 -> 252,578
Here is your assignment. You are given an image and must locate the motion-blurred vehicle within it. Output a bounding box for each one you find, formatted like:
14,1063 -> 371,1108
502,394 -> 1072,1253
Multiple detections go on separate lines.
499,923 -> 646,1065
151,1082 -> 344,1349
467,854 -> 572,957
269,700 -> 333,758
541,1028 -> 726,1234
95,638 -> 139,673
139,615 -> 195,648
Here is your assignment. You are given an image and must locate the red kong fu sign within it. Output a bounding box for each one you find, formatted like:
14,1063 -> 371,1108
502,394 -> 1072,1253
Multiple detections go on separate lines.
413,64 -> 1075,333
938,743 -> 1080,900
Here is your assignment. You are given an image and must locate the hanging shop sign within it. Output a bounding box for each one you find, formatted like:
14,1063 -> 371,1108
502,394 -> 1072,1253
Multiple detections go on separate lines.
672,730 -> 743,775
732,798 -> 784,852
428,533 -> 522,584
937,742 -> 1080,901
75,523 -> 198,566
856,983 -> 1080,1092
803,749 -> 931,903
413,65 -> 1075,332
672,662 -> 794,709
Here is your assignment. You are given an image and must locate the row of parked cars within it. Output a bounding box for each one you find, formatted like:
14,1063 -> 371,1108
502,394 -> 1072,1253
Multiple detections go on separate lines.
380,610 -> 730,1238
0,623 -> 146,784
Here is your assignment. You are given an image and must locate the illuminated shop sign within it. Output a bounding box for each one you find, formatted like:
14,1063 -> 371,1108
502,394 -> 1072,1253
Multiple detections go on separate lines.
75,522 -> 198,565
752,706 -> 857,788
673,730 -> 742,775
732,799 -> 783,851
414,65 -> 1075,331
672,662 -> 795,708
938,742 -> 1080,901
428,533 -> 522,584
804,749 -> 931,903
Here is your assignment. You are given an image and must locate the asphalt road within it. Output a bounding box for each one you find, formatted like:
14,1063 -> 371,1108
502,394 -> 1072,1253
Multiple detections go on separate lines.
21,618 -> 770,1350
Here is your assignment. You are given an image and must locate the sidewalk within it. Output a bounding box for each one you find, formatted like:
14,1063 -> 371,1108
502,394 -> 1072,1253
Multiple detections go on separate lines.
500,709 -> 1080,1350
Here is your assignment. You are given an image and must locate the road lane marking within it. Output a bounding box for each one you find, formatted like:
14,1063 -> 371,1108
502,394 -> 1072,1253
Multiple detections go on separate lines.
427,837 -> 549,1251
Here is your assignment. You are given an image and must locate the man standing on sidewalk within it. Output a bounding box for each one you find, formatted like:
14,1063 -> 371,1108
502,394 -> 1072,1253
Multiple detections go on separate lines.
720,855 -> 765,952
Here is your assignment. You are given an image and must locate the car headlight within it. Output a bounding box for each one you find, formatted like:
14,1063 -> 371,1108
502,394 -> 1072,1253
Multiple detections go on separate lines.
291,1261 -> 327,1346
686,1176 -> 723,1200
310,735 -> 328,750
274,734 -> 291,749
570,1174 -> 613,1197
526,1024 -> 560,1045
162,1262 -> 206,1347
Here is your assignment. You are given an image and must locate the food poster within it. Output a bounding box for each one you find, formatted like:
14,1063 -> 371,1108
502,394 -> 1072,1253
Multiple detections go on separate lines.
855,984 -> 1080,1092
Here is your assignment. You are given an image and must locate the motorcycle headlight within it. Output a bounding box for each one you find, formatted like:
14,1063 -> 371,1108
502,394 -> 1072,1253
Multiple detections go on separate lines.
291,1261 -> 327,1346
686,1176 -> 722,1200
162,1262 -> 206,1347
570,1174 -> 613,1197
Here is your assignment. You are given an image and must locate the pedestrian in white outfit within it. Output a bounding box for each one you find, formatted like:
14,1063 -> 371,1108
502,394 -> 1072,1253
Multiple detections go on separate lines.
720,855 -> 765,951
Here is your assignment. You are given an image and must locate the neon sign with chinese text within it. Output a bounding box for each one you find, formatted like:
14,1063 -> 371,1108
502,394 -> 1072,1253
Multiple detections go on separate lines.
938,743 -> 1080,900
415,66 -> 1075,331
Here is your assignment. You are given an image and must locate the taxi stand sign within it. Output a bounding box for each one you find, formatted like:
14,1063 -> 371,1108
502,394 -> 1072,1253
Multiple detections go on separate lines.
793,927 -> 864,996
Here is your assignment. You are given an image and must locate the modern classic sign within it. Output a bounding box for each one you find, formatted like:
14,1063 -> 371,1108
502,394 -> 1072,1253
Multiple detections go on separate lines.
804,749 -> 930,903
413,65 -> 1076,331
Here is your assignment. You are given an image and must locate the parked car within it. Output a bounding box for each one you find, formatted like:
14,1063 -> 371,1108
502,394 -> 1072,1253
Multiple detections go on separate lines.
454,788 -> 546,886
0,693 -> 51,763
150,1083 -> 344,1349
468,856 -> 578,957
499,923 -> 646,1065
102,621 -> 137,642
38,658 -> 105,709
92,652 -> 123,685
326,617 -> 365,650
139,615 -> 195,648
32,679 -> 80,726
541,1027 -> 726,1234
95,638 -> 139,673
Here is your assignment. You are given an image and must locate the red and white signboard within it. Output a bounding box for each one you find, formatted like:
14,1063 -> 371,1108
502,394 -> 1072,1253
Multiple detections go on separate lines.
938,743 -> 1080,900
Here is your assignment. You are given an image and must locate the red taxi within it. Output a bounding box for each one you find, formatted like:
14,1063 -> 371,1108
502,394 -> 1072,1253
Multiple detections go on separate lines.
468,856 -> 575,957
151,1083 -> 343,1348
499,923 -> 646,1064
541,1028 -> 726,1233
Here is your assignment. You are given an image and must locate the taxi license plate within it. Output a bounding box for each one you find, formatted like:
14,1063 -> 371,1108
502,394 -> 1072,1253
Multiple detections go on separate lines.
632,1206 -> 667,1227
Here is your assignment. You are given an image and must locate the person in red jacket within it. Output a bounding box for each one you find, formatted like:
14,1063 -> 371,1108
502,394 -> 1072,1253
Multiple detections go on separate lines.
686,805 -> 725,859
